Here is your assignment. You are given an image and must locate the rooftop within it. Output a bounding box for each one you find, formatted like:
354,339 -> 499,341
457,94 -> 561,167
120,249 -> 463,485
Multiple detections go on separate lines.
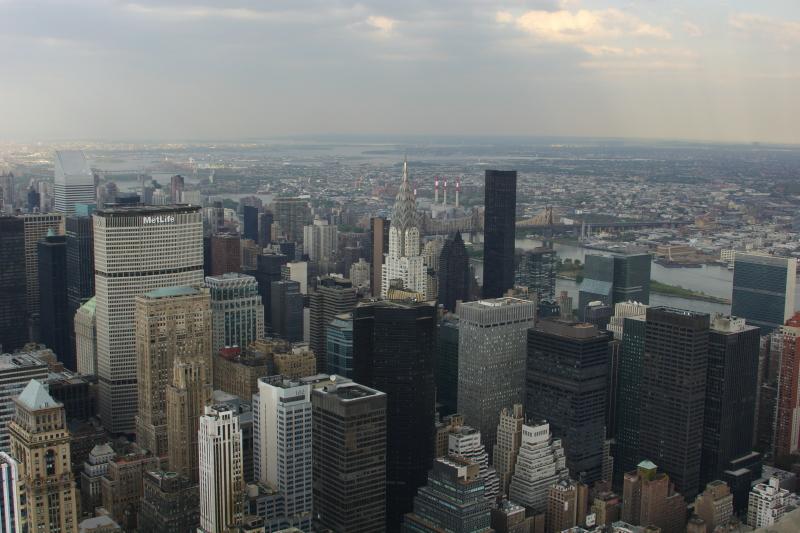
143,286 -> 202,299
17,379 -> 61,411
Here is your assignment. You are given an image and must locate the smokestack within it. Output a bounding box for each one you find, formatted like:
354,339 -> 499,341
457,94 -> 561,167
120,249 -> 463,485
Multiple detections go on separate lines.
435,178 -> 439,204
456,179 -> 461,208
443,180 -> 448,206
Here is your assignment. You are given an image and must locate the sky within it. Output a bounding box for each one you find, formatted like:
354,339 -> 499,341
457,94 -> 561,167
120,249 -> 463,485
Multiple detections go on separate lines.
1,0 -> 799,144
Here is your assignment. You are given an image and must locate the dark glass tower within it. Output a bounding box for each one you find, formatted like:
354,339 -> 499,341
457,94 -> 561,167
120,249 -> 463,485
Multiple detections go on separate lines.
258,211 -> 273,246
353,299 -> 436,532
270,280 -> 303,342
579,253 -> 651,320
612,315 -> 647,488
0,217 -> 27,352
701,315 -> 760,486
437,232 -> 470,313
482,170 -> 516,298
526,318 -> 610,483
66,213 -> 95,362
38,232 -> 73,368
731,253 -> 795,334
255,251 -> 288,335
639,307 -> 709,500
436,314 -> 459,417
243,205 -> 259,242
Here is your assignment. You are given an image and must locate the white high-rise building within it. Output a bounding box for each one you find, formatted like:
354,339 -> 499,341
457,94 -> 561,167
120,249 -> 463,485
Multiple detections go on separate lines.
206,273 -> 264,355
457,297 -> 536,455
74,297 -> 97,376
508,421 -> 569,514
253,376 -> 313,530
607,300 -> 648,340
349,258 -> 370,291
54,150 -> 95,215
747,476 -> 789,528
447,425 -> 501,503
93,205 -> 204,433
381,158 -> 426,297
199,404 -> 244,533
0,451 -> 21,532
303,218 -> 338,264
494,404 -> 525,497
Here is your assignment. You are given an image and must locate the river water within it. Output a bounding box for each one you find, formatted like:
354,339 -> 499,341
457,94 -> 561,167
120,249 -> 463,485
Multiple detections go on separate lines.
472,237 -> 800,316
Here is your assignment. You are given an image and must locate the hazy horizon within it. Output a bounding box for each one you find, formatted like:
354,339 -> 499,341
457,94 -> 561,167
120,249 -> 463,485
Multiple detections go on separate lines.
2,0 -> 799,144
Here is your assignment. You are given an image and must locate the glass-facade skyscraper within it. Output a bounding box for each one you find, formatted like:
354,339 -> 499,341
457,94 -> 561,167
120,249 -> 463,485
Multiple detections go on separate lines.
0,217 -> 27,352
731,252 -> 796,334
437,232 -> 470,313
38,232 -> 72,369
579,252 -> 651,320
353,299 -> 436,531
482,170 -> 516,299
526,318 -> 610,484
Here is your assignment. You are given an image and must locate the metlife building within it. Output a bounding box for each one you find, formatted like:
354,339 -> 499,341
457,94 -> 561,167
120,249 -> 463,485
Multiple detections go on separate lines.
93,205 -> 204,433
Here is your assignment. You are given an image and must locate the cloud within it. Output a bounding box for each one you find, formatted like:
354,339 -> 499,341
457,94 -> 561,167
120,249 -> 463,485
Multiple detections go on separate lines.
580,46 -> 698,71
683,21 -> 702,37
366,15 -> 397,35
123,3 -> 277,21
730,13 -> 800,47
496,8 -> 671,43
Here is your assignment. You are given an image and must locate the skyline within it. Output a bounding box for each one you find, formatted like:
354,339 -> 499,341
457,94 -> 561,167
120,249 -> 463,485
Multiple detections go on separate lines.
2,0 -> 800,144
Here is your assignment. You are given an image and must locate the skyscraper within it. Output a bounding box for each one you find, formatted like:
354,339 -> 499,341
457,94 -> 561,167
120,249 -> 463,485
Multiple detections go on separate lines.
353,299 -> 436,530
303,218 -> 338,268
0,452 -> 21,532
621,460 -> 687,533
402,457 -> 493,533
54,150 -> 95,215
210,232 -> 242,276
206,273 -> 264,354
482,169 -> 517,298
37,231 -> 72,368
254,250 -> 288,335
457,297 -> 535,456
0,173 -> 15,214
436,314 -> 459,417
613,313 -> 647,487
65,207 -> 95,358
310,276 -> 357,373
325,313 -> 353,377
242,205 -> 259,242
8,379 -> 79,533
138,470 -> 200,532
94,205 -> 204,433
270,280 -> 303,342
253,376 -> 313,531
312,379 -> 387,533
578,253 -> 651,320
639,307 -> 709,500
272,197 -> 310,244
370,216 -> 389,297
546,480 -> 578,533
382,160 -> 426,297
446,425 -> 500,503
135,286 -> 211,457
0,217 -> 26,352
526,318 -> 610,483
732,252 -> 796,335
198,404 -> 244,533
437,232 -> 471,313
258,210 -> 273,246
170,174 -> 185,203
74,297 -> 97,375
508,421 -> 569,514
515,247 -> 557,303
167,357 -> 212,483
493,404 -> 525,497
22,213 -> 64,336
774,313 -> 800,458
701,314 -> 760,485
0,351 -> 49,451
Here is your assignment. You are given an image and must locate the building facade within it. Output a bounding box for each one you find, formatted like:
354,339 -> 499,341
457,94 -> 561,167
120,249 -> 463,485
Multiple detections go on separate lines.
312,380 -> 387,533
437,232 -> 470,313
0,217 -> 27,352
199,405 -> 244,533
54,150 -> 95,215
508,421 -> 569,514
0,352 -> 49,451
94,205 -> 204,433
38,232 -> 72,368
310,276 -> 358,373
325,313 -> 353,377
732,252 -> 796,334
207,273 -> 264,354
457,297 -> 536,456
482,169 -> 517,298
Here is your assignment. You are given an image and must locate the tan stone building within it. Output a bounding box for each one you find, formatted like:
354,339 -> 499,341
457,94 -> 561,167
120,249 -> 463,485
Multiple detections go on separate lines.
100,447 -> 159,531
9,379 -> 79,533
167,358 -> 212,482
273,343 -> 316,380
622,460 -> 687,533
546,479 -> 577,533
135,286 -> 211,457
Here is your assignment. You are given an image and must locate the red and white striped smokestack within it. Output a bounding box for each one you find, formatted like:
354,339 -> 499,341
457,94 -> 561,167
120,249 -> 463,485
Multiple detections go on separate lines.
434,177 -> 439,204
443,180 -> 448,205
456,179 -> 461,208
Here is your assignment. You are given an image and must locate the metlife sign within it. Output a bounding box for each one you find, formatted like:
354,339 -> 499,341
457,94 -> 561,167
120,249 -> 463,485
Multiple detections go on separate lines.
143,215 -> 176,224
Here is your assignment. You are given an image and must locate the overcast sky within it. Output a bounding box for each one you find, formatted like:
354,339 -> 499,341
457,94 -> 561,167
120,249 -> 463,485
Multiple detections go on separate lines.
1,0 -> 799,143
